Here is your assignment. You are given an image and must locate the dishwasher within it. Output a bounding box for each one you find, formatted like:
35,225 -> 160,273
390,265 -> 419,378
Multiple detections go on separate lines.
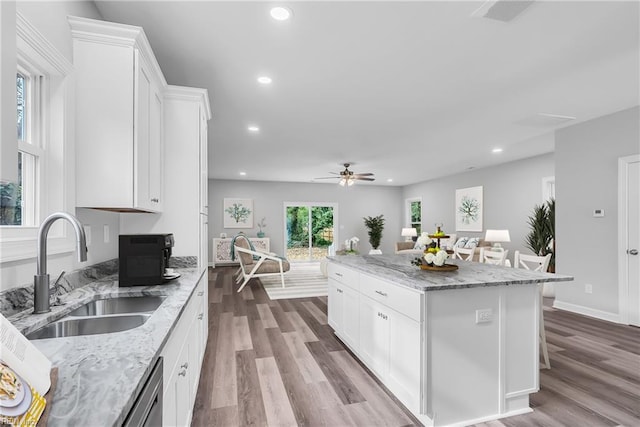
124,357 -> 163,427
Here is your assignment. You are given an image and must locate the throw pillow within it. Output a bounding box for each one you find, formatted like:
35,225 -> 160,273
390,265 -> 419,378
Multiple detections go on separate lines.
455,237 -> 469,248
465,237 -> 480,249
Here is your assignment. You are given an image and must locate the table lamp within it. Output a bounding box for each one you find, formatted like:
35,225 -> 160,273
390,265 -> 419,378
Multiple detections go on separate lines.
401,227 -> 418,242
485,229 -> 510,251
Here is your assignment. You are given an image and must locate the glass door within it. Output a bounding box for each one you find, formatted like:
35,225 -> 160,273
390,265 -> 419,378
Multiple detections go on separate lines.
285,203 -> 337,262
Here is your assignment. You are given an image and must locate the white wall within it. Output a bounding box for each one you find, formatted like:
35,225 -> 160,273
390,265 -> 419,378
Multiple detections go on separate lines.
209,179 -> 404,257
555,106 -> 640,320
402,153 -> 555,265
0,2 -> 119,291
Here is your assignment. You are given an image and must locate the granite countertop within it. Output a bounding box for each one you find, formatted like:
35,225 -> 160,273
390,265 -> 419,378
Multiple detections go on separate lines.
328,254 -> 573,291
8,266 -> 205,427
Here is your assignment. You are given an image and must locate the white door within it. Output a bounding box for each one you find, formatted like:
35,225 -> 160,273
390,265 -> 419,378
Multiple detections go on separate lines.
619,155 -> 640,326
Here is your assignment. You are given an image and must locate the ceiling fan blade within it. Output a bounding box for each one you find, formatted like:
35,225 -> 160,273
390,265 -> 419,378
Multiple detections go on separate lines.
354,177 -> 375,181
314,177 -> 340,180
352,172 -> 374,176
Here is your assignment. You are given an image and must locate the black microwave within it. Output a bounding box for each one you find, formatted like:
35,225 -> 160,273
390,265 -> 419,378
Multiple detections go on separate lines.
119,234 -> 174,287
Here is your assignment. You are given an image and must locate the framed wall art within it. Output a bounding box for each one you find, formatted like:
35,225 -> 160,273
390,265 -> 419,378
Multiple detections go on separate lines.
455,186 -> 483,232
223,198 -> 253,228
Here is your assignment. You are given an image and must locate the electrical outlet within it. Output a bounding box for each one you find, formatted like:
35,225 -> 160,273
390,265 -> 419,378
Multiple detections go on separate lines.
476,309 -> 493,324
585,284 -> 593,294
103,225 -> 110,243
85,225 -> 92,246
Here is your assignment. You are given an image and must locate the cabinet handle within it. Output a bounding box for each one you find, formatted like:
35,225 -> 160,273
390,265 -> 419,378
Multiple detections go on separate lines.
335,272 -> 343,277
178,370 -> 187,377
377,312 -> 388,320
375,290 -> 388,297
181,362 -> 189,369
198,291 -> 204,296
337,288 -> 343,294
151,198 -> 159,203
198,313 -> 203,320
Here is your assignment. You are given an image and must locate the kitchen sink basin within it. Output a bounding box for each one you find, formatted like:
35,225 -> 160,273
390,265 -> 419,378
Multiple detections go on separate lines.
68,296 -> 166,317
26,314 -> 151,340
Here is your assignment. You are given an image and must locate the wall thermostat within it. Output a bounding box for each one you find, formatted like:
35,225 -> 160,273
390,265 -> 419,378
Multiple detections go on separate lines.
593,209 -> 605,217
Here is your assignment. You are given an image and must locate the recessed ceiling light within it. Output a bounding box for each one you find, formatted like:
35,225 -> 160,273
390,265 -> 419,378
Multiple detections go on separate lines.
248,125 -> 260,133
239,171 -> 247,176
387,178 -> 393,183
492,148 -> 503,153
257,76 -> 272,85
270,6 -> 292,21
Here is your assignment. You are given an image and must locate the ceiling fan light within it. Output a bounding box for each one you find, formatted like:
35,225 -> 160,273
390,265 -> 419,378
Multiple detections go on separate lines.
347,179 -> 355,186
339,178 -> 346,186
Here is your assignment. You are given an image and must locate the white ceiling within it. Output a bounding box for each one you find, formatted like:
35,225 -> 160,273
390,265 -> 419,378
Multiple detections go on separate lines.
95,1 -> 639,186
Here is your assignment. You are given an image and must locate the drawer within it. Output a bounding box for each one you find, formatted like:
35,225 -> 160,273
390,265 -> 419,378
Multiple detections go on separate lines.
327,262 -> 359,290
359,273 -> 422,321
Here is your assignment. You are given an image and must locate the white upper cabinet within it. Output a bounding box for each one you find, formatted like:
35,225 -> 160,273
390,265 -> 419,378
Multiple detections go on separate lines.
69,16 -> 166,212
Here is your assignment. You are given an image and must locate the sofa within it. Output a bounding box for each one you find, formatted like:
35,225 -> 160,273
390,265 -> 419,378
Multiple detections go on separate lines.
396,234 -> 491,262
394,234 -> 458,255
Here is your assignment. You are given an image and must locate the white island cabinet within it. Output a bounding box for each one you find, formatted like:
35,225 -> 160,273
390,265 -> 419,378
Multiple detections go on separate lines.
70,16 -> 166,212
327,255 -> 572,427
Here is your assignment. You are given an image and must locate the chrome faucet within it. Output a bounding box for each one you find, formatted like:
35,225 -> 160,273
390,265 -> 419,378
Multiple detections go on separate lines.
33,212 -> 88,314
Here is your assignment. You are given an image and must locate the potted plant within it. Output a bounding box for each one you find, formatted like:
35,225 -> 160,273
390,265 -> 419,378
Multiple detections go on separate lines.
363,214 -> 385,254
257,217 -> 266,238
525,198 -> 555,272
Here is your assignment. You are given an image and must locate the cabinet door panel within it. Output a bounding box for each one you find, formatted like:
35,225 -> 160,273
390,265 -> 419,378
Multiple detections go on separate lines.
342,285 -> 359,350
149,87 -> 163,210
359,295 -> 389,378
134,52 -> 152,211
328,279 -> 343,331
388,312 -> 422,412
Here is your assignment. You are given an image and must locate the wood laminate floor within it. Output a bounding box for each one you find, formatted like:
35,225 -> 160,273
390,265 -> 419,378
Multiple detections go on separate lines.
192,268 -> 640,427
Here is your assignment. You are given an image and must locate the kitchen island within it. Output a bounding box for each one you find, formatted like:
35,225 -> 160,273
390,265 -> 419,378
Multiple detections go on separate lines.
9,265 -> 207,427
327,254 -> 572,427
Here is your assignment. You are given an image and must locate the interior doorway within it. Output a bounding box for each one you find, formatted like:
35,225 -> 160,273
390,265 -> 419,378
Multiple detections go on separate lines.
618,155 -> 639,326
284,203 -> 337,262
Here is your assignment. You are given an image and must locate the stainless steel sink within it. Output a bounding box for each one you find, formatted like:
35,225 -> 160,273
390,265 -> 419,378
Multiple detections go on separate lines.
68,296 -> 166,316
26,314 -> 151,340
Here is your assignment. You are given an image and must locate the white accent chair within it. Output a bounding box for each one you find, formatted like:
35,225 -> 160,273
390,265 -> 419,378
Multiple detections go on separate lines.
514,250 -> 553,369
233,234 -> 290,293
480,248 -> 509,266
452,246 -> 475,261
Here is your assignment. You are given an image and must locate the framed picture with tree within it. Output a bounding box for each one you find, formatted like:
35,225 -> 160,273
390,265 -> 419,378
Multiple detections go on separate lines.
223,198 -> 253,228
455,186 -> 483,232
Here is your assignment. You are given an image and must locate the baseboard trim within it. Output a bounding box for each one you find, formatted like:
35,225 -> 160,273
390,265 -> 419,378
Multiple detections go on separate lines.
552,300 -> 621,324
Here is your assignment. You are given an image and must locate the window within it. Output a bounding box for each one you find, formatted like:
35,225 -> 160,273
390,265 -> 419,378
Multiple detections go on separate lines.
1,71 -> 40,226
407,198 -> 422,234
542,176 -> 555,202
0,12 -> 74,264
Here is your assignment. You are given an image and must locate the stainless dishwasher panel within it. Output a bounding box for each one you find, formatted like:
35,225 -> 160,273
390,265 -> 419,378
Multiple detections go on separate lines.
124,357 -> 163,427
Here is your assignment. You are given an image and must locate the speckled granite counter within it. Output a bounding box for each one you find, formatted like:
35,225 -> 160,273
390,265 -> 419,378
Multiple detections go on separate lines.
328,254 -> 572,291
8,265 -> 206,427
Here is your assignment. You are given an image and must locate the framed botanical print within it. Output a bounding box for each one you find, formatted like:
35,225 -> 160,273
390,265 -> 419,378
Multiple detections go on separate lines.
455,186 -> 483,232
223,198 -> 253,228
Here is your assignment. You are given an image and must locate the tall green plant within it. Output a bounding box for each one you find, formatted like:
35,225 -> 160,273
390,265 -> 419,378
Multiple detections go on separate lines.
363,215 -> 385,249
525,198 -> 555,271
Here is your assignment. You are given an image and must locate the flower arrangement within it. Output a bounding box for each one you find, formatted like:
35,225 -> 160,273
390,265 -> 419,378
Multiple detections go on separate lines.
257,217 -> 267,237
345,236 -> 359,252
416,232 -> 433,248
411,248 -> 450,267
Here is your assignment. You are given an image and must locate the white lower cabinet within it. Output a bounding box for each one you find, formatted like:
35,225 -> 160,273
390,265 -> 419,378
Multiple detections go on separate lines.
328,267 -> 422,414
162,272 -> 207,426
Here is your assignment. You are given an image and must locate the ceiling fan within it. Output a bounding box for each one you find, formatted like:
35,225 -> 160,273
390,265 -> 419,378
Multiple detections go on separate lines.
315,163 -> 375,186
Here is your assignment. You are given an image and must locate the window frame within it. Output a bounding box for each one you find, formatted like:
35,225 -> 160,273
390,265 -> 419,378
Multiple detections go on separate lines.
406,197 -> 422,235
0,12 -> 75,263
